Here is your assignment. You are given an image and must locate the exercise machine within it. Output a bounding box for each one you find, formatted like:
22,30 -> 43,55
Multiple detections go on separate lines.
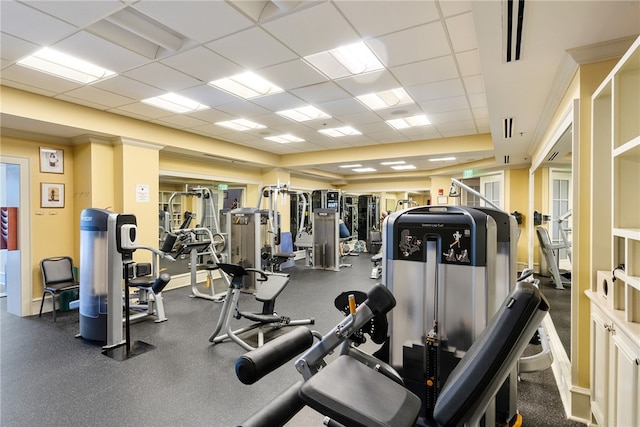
234,281 -> 549,427
172,226 -> 228,301
209,263 -> 314,351
78,208 -> 174,360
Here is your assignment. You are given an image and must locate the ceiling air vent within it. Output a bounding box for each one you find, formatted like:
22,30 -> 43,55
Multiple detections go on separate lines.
504,155 -> 510,164
503,117 -> 514,139
547,151 -> 559,162
503,0 -> 526,62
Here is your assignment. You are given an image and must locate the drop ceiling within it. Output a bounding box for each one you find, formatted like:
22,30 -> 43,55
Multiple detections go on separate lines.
1,0 -> 638,181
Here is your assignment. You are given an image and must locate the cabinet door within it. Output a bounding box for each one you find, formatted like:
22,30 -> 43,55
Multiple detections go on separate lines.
591,309 -> 611,425
609,332 -> 639,427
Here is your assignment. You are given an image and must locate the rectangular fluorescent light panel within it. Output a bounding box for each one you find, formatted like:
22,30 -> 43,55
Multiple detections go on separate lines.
356,88 -> 413,111
352,167 -> 376,173
391,165 -> 416,170
209,72 -> 283,99
142,93 -> 209,114
17,47 -> 116,84
429,157 -> 456,162
277,105 -> 331,122
215,119 -> 266,131
340,164 -> 361,168
318,127 -> 361,137
304,41 -> 384,79
264,134 -> 304,143
386,114 -> 431,130
381,160 -> 405,165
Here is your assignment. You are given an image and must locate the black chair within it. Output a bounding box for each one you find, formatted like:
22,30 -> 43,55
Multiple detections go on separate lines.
39,256 -> 79,322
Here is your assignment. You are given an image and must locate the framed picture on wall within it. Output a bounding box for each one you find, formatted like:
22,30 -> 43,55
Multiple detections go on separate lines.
39,147 -> 64,173
41,183 -> 65,208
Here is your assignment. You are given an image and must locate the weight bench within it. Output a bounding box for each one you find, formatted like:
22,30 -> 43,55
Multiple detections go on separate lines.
209,263 -> 314,350
235,281 -> 549,427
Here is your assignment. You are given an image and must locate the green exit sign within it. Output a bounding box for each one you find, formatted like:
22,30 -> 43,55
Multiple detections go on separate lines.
217,184 -> 229,190
463,169 -> 473,178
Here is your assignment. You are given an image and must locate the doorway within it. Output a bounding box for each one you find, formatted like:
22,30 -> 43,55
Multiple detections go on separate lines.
0,156 -> 31,316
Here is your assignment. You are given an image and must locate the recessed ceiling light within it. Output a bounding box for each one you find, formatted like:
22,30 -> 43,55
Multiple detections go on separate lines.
356,88 -> 414,111
429,157 -> 456,162
386,114 -> 431,130
318,127 -> 361,137
215,119 -> 266,131
264,134 -> 305,143
304,41 -> 384,79
352,167 -> 376,173
276,105 -> 331,122
391,164 -> 417,170
208,72 -> 283,99
17,47 -> 116,84
142,93 -> 209,114
339,164 -> 362,168
381,160 -> 406,165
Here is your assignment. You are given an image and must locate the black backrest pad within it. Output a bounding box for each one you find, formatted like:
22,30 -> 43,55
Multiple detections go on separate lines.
433,281 -> 549,426
236,326 -> 314,385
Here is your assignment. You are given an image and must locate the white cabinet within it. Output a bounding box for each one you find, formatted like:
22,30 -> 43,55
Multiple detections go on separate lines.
589,302 -> 640,427
159,191 -> 183,231
589,35 -> 640,426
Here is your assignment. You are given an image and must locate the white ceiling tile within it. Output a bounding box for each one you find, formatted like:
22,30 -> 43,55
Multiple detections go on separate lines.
335,1 -> 439,38
0,1 -> 78,45
58,86 -> 135,108
55,93 -> 113,111
52,31 -> 151,73
463,75 -> 485,95
0,79 -> 58,97
259,59 -> 327,91
370,22 -> 450,68
263,2 -> 358,56
151,114 -> 210,129
473,107 -> 489,120
111,102 -> 175,120
456,49 -> 482,76
0,64 -> 81,93
445,12 -> 478,52
429,110 -> 474,124
406,79 -> 465,102
160,46 -> 241,82
440,1 -> 473,18
213,100 -> 271,119
337,111 -> 382,126
468,93 -> 487,109
131,1 -> 254,44
333,70 -> 400,96
248,92 -> 306,113
123,62 -> 202,92
0,32 -> 38,62
374,104 -> 426,121
419,96 -> 470,114
316,98 -> 368,118
26,0 -> 124,27
177,85 -> 241,108
206,27 -> 298,70
391,56 -> 459,86
92,76 -> 164,100
289,81 -> 351,105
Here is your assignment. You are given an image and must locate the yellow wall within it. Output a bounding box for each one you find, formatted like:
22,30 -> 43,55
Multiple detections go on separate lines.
504,169 -> 529,265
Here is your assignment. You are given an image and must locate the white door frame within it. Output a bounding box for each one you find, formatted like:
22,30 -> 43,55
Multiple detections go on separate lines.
1,155 -> 32,316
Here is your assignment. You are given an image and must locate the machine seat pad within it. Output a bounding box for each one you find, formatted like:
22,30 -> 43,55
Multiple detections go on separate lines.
254,274 -> 289,302
240,312 -> 281,323
273,252 -> 294,260
371,253 -> 383,262
299,355 -> 421,427
127,277 -> 156,288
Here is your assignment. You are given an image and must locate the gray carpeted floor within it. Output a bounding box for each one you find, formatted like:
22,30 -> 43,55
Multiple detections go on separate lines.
1,255 -> 582,426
